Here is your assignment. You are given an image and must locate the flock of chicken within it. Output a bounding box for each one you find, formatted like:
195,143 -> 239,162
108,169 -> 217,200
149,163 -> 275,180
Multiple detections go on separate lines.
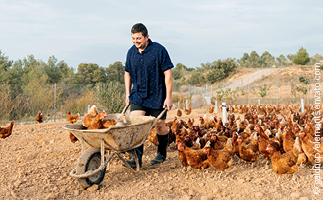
0,106 -> 116,141
0,110 -> 44,139
147,104 -> 323,182
2,103 -> 323,183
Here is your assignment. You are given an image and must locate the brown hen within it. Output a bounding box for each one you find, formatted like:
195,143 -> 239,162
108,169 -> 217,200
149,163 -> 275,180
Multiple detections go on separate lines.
36,110 -> 43,123
0,121 -> 15,139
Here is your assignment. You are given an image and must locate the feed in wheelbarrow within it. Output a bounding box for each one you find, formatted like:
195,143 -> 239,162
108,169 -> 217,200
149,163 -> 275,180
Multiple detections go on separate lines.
102,119 -> 118,128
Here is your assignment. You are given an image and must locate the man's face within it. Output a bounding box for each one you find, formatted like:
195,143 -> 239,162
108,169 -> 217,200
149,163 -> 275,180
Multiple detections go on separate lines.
132,32 -> 149,50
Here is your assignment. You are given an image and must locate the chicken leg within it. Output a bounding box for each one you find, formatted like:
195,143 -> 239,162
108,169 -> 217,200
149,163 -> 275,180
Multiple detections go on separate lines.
218,170 -> 227,179
292,174 -> 296,181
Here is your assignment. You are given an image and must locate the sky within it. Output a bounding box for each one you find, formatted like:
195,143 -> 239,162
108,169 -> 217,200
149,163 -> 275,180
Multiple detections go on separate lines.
1,0 -> 322,70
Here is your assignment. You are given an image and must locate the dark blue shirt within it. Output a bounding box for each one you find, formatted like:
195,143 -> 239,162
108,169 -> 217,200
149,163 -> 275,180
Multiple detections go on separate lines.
125,39 -> 174,109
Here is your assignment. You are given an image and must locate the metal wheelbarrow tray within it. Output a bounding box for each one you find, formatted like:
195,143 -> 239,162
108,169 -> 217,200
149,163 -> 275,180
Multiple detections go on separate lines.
62,109 -> 166,189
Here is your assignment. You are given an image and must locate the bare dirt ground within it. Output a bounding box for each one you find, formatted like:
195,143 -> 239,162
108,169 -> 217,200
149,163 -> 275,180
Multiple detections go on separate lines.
1,105 -> 322,200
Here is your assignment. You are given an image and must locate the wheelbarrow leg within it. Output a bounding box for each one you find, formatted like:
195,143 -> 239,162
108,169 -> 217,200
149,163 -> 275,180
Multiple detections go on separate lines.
117,149 -> 140,172
107,151 -> 111,170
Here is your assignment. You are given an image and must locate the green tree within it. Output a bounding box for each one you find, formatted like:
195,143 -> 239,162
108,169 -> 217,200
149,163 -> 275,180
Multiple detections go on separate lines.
187,72 -> 205,85
43,56 -> 71,84
206,69 -> 225,84
206,68 -> 225,83
172,63 -> 187,80
76,63 -> 106,85
186,67 -> 195,72
0,51 -> 13,83
310,53 -> 323,64
237,53 -> 249,67
248,51 -> 260,63
295,76 -> 309,94
245,51 -> 262,68
20,62 -> 56,118
95,81 -> 126,114
287,54 -> 295,62
195,66 -> 204,73
293,47 -> 310,65
276,54 -> 287,66
215,87 -> 240,105
106,61 -> 124,83
22,55 -> 38,75
260,51 -> 275,68
205,58 -> 237,83
200,62 -> 211,72
241,53 -> 249,62
251,84 -> 271,98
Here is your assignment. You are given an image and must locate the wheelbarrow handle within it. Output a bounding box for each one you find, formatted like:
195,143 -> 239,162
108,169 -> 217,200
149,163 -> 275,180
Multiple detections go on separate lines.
121,104 -> 130,124
121,104 -> 130,115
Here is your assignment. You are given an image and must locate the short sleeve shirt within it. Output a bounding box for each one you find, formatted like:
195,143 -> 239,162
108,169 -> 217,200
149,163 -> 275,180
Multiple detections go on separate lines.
125,39 -> 174,109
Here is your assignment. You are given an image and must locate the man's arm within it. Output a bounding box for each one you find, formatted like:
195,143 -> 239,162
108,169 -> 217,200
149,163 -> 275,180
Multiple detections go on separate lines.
163,69 -> 173,110
125,71 -> 132,105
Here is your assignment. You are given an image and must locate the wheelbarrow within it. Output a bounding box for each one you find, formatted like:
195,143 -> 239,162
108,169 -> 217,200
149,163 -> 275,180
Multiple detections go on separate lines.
62,105 -> 167,189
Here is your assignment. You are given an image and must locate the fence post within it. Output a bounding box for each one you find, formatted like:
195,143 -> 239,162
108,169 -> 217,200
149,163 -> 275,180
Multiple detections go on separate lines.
222,102 -> 227,125
301,99 -> 304,113
54,83 -> 56,122
88,105 -> 90,113
307,85 -> 310,105
211,85 -> 213,97
258,99 -> 260,105
215,101 -> 218,113
206,85 -> 208,96
186,100 -> 189,110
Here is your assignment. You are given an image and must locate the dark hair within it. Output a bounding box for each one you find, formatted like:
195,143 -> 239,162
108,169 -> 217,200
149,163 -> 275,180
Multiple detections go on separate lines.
131,23 -> 148,37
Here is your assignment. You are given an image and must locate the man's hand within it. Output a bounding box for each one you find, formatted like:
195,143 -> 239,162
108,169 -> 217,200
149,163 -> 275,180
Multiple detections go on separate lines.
163,98 -> 173,111
126,96 -> 130,105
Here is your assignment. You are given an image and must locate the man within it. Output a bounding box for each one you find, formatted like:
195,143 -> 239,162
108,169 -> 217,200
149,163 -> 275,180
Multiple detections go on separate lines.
124,23 -> 173,168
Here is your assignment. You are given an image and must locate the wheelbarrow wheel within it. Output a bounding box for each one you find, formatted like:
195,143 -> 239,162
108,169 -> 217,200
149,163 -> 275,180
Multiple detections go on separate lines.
76,147 -> 106,189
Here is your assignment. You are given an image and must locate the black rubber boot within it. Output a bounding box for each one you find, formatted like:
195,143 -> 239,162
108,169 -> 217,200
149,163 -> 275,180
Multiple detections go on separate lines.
150,133 -> 168,165
124,144 -> 143,169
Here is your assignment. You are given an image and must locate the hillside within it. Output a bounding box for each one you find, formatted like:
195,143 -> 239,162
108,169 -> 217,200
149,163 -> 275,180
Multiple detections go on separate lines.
173,65 -> 321,108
